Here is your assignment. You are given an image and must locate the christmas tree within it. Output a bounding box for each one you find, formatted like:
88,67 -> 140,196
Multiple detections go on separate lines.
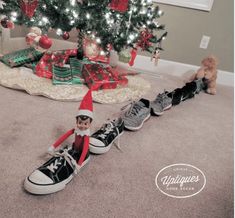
0,0 -> 167,57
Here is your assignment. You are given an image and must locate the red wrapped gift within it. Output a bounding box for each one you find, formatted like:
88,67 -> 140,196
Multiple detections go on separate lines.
105,67 -> 128,86
35,49 -> 77,79
82,64 -> 115,90
82,64 -> 128,91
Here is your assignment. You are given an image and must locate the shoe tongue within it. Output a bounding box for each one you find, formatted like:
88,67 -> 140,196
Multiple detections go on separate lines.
137,101 -> 145,107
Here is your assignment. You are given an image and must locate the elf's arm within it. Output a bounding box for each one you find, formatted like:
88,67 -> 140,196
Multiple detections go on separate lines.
78,135 -> 89,166
48,129 -> 75,152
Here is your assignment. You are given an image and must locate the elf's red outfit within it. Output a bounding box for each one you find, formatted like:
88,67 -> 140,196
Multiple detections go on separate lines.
48,89 -> 93,166
51,129 -> 89,166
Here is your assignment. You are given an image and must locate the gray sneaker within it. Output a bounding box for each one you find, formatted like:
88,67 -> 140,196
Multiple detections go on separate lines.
194,78 -> 206,94
122,99 -> 151,131
151,91 -> 172,116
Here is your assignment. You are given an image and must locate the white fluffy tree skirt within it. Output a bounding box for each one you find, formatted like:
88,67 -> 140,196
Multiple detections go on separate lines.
0,62 -> 151,104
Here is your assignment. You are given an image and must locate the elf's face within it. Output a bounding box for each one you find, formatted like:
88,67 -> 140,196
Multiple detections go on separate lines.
76,117 -> 91,131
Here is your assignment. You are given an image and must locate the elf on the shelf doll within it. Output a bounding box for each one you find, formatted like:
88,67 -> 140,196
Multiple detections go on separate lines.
48,89 -> 93,166
24,89 -> 94,195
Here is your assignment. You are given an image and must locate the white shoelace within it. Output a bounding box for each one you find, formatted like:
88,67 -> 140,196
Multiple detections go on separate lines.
47,148 -> 80,174
99,119 -> 122,151
121,101 -> 143,117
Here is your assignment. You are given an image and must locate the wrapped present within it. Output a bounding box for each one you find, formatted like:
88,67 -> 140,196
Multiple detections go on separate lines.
35,49 -> 77,79
52,65 -> 73,85
106,67 -> 128,86
118,49 -> 131,63
53,64 -> 84,85
0,48 -> 44,68
70,57 -> 85,77
24,60 -> 39,71
82,63 -> 128,90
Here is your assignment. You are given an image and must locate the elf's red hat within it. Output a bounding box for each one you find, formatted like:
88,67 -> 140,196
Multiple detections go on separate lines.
77,89 -> 93,119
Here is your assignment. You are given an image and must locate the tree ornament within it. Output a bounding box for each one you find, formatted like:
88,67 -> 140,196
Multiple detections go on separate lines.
137,29 -> 153,51
0,18 -> 8,28
7,20 -> 15,29
19,0 -> 38,18
0,18 -> 15,29
39,35 -> 52,49
25,32 -> 38,46
151,49 -> 160,66
129,47 -> 137,66
62,32 -> 70,40
83,38 -> 100,59
29,26 -> 42,36
0,0 -> 6,9
109,0 -> 128,13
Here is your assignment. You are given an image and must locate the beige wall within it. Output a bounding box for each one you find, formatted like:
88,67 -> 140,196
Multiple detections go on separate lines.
152,0 -> 234,72
9,0 -> 234,72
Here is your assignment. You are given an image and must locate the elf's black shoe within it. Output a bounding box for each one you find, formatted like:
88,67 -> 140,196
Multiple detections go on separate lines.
89,118 -> 124,154
24,146 -> 90,195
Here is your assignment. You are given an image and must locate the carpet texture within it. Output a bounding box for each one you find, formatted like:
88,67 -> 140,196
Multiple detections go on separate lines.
0,73 -> 233,218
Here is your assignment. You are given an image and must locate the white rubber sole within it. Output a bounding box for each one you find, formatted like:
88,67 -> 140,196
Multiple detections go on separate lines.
89,132 -> 124,154
24,156 -> 90,195
124,113 -> 151,131
152,104 -> 172,116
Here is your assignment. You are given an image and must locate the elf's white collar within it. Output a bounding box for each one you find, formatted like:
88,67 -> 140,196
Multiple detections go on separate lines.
75,128 -> 90,136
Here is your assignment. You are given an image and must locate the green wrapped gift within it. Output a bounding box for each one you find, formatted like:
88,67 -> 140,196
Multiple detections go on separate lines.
0,48 -> 44,68
24,60 -> 40,71
52,65 -> 73,85
69,58 -> 83,77
118,49 -> 131,63
52,65 -> 84,85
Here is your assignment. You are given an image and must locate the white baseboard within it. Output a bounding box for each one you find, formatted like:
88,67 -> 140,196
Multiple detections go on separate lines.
118,55 -> 234,87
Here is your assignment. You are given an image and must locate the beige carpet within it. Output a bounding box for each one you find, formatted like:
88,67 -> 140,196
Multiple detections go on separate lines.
0,73 -> 233,218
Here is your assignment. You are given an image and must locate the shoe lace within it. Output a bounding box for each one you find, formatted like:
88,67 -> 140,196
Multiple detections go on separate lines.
99,121 -> 115,139
154,91 -> 168,104
121,101 -> 143,117
47,148 -> 80,174
99,119 -> 122,151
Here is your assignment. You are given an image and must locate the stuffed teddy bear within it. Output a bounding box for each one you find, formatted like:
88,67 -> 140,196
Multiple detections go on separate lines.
192,55 -> 218,95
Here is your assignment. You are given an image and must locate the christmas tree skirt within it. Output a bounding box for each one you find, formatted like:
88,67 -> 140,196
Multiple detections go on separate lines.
0,62 -> 150,104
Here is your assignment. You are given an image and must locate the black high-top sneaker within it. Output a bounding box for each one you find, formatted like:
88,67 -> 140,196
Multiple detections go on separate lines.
89,118 -> 124,154
24,146 -> 90,195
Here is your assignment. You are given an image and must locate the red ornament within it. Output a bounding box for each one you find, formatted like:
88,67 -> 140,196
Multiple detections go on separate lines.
0,18 -> 15,29
39,35 -> 52,49
109,0 -> 128,12
7,20 -> 15,29
137,29 -> 153,51
19,0 -> 38,18
0,18 -> 8,28
62,32 -> 70,40
129,48 -> 137,66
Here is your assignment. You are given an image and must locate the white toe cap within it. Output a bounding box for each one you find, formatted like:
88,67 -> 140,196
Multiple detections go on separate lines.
28,170 -> 53,185
89,137 -> 105,148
